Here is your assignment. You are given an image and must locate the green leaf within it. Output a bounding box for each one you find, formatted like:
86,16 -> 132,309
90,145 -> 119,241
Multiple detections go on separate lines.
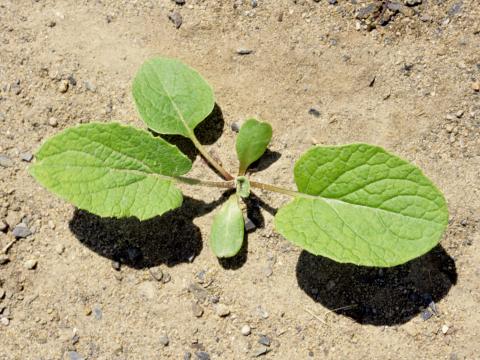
275,144 -> 448,267
30,123 -> 192,220
236,118 -> 272,175
210,195 -> 245,258
235,176 -> 251,198
132,57 -> 215,137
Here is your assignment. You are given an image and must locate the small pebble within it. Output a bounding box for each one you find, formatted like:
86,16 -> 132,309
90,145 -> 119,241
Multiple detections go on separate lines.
0,255 -> 10,265
48,117 -> 58,127
256,306 -> 269,319
47,20 -> 56,27
241,325 -> 251,336
184,352 -> 192,360
12,224 -> 32,238
24,259 -> 38,270
258,335 -> 271,346
472,81 -> 480,92
149,267 -> 163,281
93,306 -> 102,320
215,304 -> 230,317
245,217 -> 256,231
55,244 -> 65,255
328,0 -> 337,4
0,220 -> 7,232
192,302 -> 204,318
0,155 -> 13,168
20,153 -> 33,162
159,333 -> 170,346
67,75 -> 77,86
162,272 -> 171,284
442,324 -> 449,334
68,351 -> 85,360
236,48 -> 253,55
231,122 -> 241,132
0,288 -> 5,299
253,346 -> 269,357
1,317 -> 9,326
308,108 -> 320,117
421,309 -> 433,321
195,352 -> 210,360
111,260 -> 121,271
455,110 -> 464,118
174,0 -> 186,4
168,12 -> 183,29
84,80 -> 96,92
58,80 -> 69,93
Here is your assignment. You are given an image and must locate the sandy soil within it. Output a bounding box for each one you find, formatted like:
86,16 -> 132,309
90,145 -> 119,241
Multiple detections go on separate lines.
1,0 -> 479,359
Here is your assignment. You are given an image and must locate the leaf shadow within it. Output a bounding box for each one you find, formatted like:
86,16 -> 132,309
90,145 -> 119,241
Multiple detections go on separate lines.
248,149 -> 282,173
296,245 -> 457,325
68,195 -> 228,269
155,103 -> 225,160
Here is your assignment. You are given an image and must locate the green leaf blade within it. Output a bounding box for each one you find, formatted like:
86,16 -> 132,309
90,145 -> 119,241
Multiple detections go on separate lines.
210,195 -> 245,258
30,123 -> 192,220
275,144 -> 448,267
132,57 -> 215,137
236,118 -> 272,175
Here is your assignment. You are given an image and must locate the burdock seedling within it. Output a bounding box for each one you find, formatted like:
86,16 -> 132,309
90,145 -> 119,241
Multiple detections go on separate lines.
30,58 -> 448,267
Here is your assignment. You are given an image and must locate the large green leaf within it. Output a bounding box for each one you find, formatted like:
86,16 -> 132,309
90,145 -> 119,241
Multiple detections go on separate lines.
30,123 -> 192,220
275,144 -> 448,267
210,195 -> 245,258
236,118 -> 272,175
132,57 -> 215,137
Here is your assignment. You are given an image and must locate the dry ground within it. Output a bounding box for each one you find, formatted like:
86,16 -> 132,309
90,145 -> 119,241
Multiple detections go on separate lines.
0,0 -> 479,359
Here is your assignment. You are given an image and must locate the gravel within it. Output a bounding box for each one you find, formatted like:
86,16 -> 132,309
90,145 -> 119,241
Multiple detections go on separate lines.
48,117 -> 58,127
236,48 -> 253,55
0,155 -> 13,168
93,306 -> 102,320
0,255 -> 10,265
159,333 -> 169,346
192,302 -> 204,318
162,272 -> 171,284
241,324 -> 251,336
20,153 -> 33,162
84,80 -> 96,92
215,304 -> 230,317
149,267 -> 163,281
68,351 -> 85,360
195,352 -> 210,360
168,12 -> 183,29
308,108 -> 320,117
111,260 -> 121,271
253,346 -> 269,357
258,335 -> 271,346
12,223 -> 32,238
24,259 -> 38,270
58,80 -> 69,93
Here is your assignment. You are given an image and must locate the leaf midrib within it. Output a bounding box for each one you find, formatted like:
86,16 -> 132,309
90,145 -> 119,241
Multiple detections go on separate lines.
147,63 -> 193,137
294,193 -> 446,226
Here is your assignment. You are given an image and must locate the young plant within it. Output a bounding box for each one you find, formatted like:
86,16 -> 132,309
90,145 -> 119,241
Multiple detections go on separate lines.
30,58 -> 448,267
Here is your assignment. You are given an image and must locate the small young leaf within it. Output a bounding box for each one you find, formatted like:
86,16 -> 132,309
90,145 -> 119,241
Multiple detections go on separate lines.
275,144 -> 448,267
132,57 -> 215,137
210,195 -> 245,258
235,176 -> 251,198
30,123 -> 192,220
236,118 -> 272,175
